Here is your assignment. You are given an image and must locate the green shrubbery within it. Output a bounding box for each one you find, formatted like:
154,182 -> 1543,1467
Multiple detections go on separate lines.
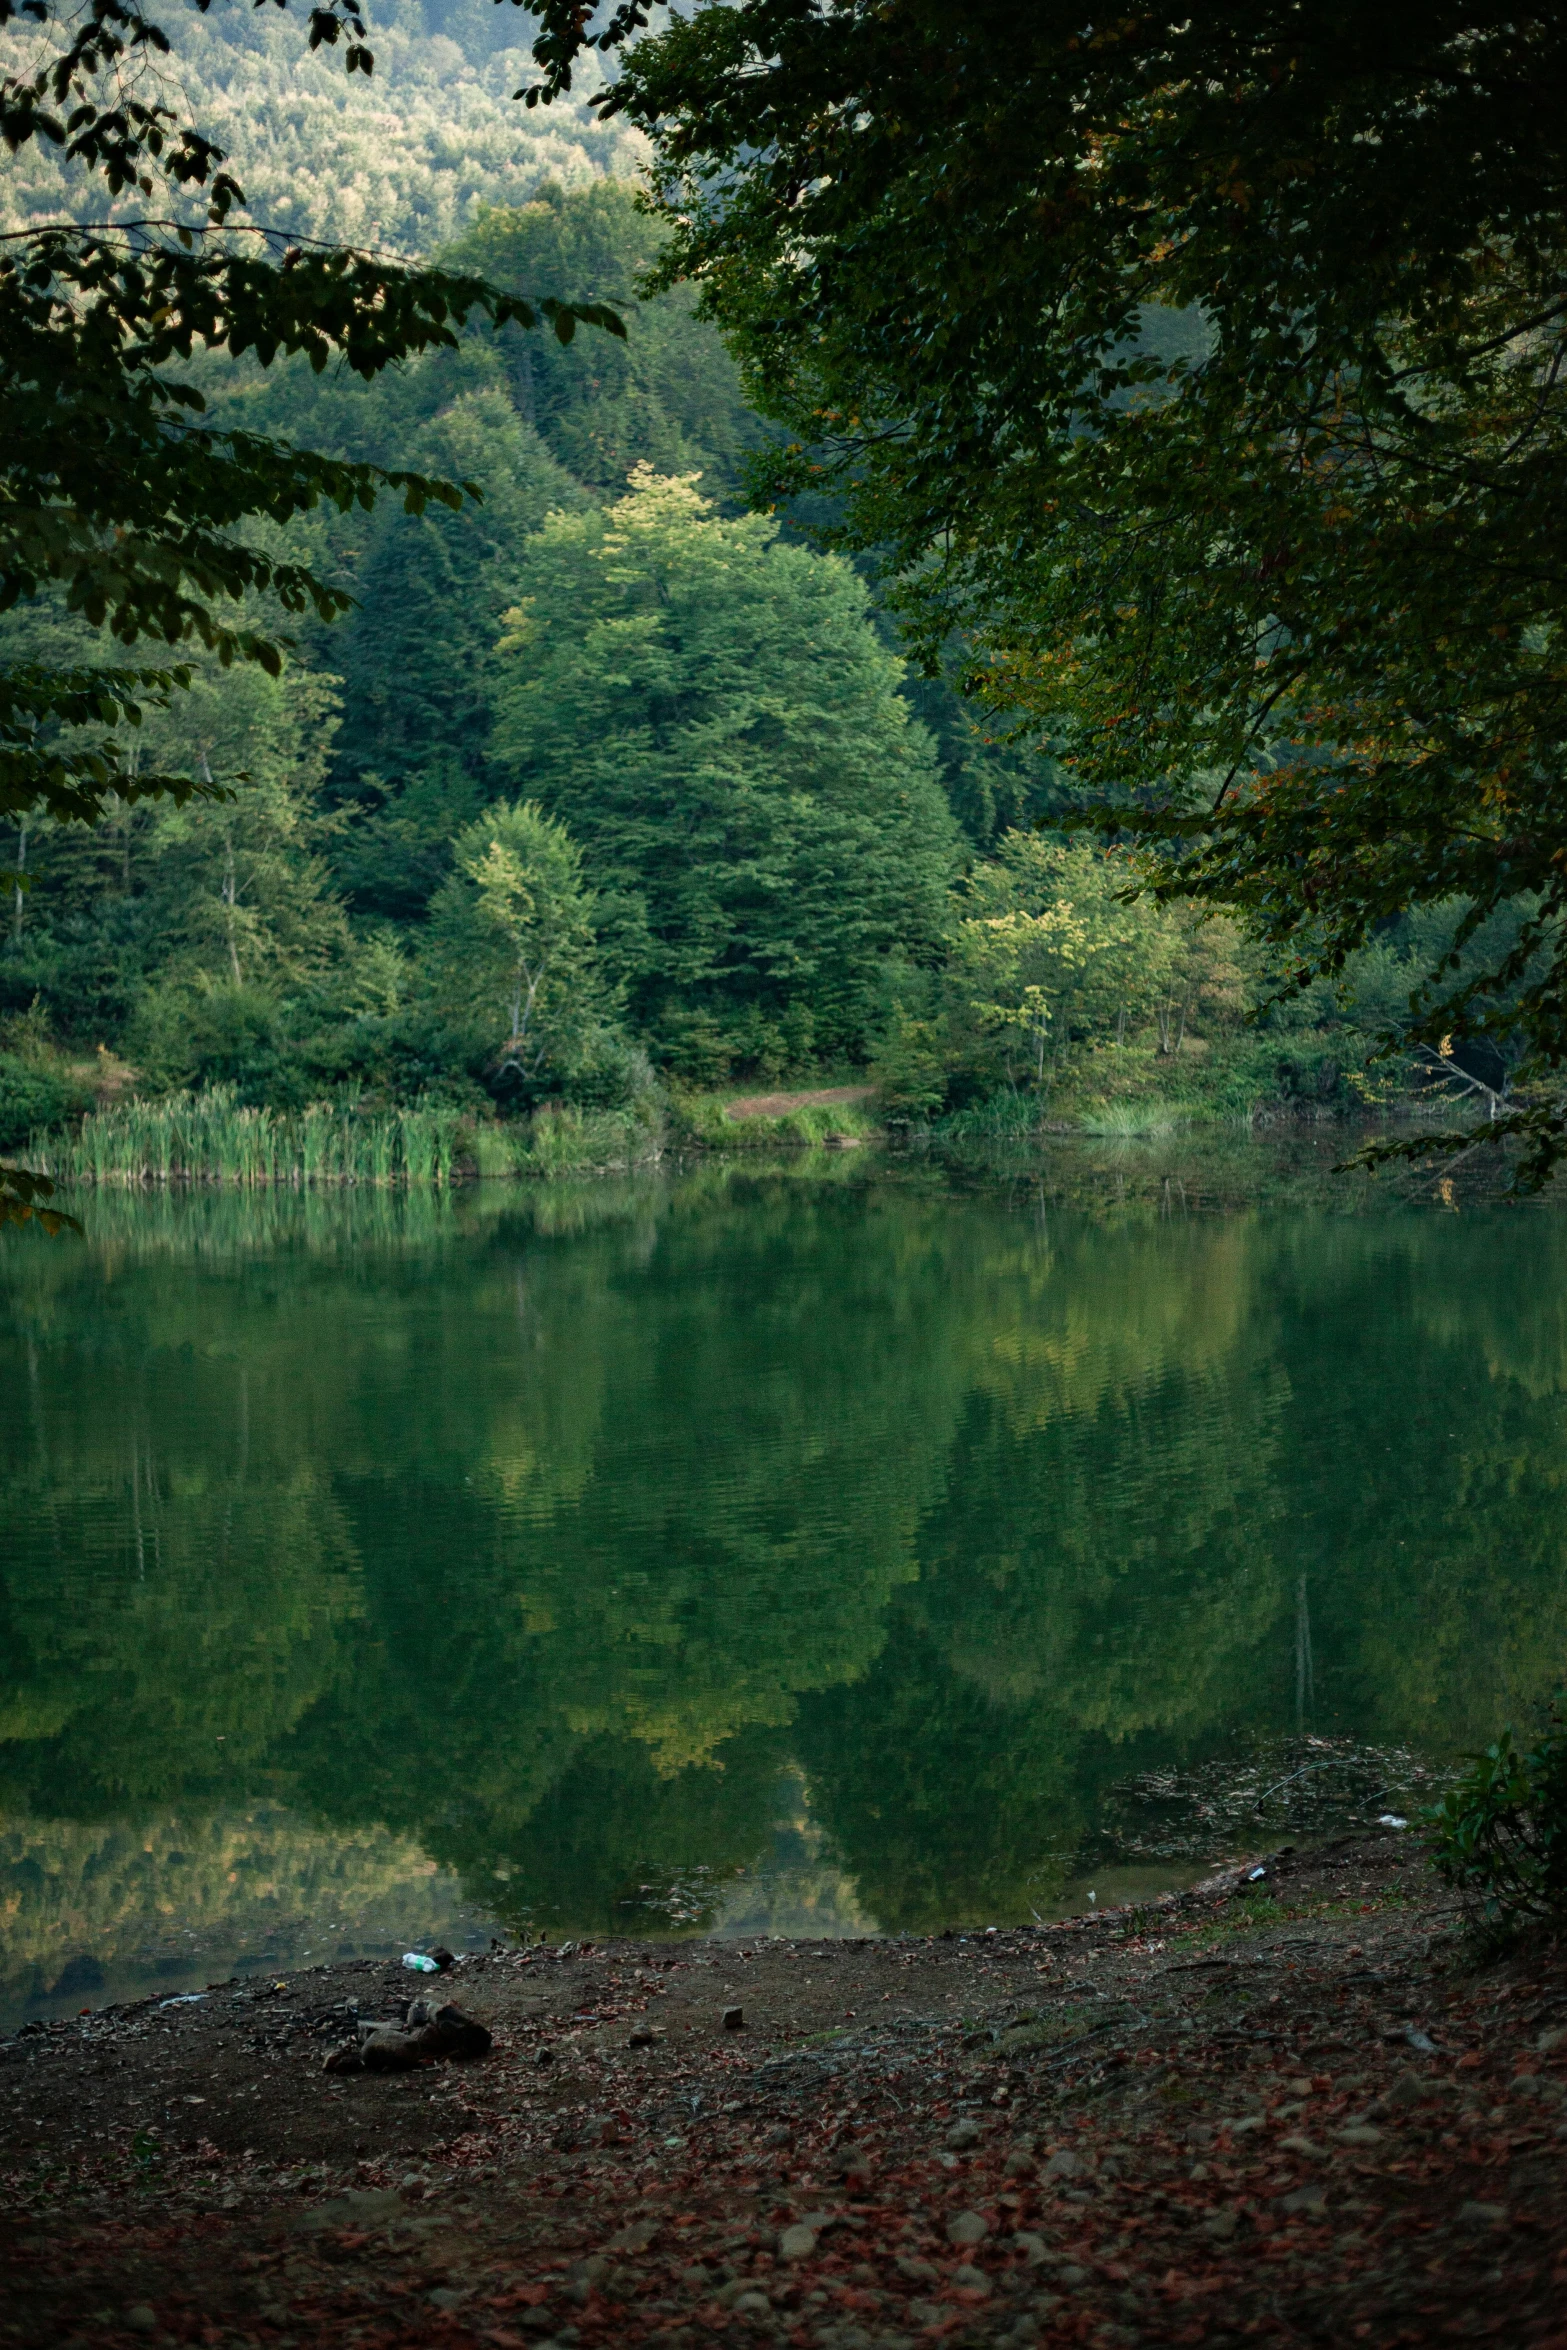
1426,1702 -> 1567,1944
0,1052 -> 89,1151
666,1091 -> 879,1153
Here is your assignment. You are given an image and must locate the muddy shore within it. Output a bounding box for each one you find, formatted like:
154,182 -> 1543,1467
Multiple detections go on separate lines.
3,1833 -> 1565,2349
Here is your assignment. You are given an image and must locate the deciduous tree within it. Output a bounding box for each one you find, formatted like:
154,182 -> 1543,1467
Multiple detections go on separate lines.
563,2 -> 1567,1174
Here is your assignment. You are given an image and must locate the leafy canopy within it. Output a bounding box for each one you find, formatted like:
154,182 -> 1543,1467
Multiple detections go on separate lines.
488,466 -> 959,1075
0,0 -> 624,827
425,797 -> 607,1083
567,2 -> 1567,1176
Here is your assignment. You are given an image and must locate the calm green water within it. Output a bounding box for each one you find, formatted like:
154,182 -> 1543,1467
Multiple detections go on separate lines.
4,1145 -> 1566,2024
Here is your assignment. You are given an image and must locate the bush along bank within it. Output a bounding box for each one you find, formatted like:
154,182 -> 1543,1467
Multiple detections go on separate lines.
4,1829 -> 1567,2347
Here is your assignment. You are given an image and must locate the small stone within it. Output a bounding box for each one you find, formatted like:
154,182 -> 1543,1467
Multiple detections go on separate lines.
778,2223 -> 819,2261
1041,2149 -> 1082,2182
1056,2265 -> 1088,2288
627,2025 -> 662,2049
1458,2201 -> 1508,2226
1387,2071 -> 1426,2108
1536,2026 -> 1566,2054
1227,2115 -> 1266,2135
721,2005 -> 745,2031
1278,2185 -> 1327,2217
895,2256 -> 938,2284
1012,2233 -> 1049,2266
124,2312 -> 158,2337
293,2188 -> 404,2233
608,2218 -> 659,2254
1334,2123 -> 1384,2147
947,2210 -> 989,2247
1278,2134 -> 1326,2160
945,2118 -> 983,2150
732,2291 -> 772,2314
427,2287 -> 466,2311
951,2264 -> 991,2295
1201,2209 -> 1239,2240
1002,2148 -> 1036,2178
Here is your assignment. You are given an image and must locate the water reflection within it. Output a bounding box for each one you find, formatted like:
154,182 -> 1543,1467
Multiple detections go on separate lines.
4,1153 -> 1567,2020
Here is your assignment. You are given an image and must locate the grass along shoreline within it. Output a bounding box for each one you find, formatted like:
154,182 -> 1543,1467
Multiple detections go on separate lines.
17,1083 -> 884,1188
14,1038 -> 1465,1191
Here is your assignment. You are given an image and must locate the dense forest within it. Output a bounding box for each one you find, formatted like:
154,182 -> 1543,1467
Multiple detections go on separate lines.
0,25 -> 1520,1169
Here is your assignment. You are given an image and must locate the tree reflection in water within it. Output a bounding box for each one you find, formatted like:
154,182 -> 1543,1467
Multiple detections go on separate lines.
4,1153 -> 1566,2005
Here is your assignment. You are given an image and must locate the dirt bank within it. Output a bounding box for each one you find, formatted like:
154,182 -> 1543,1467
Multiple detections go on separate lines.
722,1089 -> 875,1120
3,1834 -> 1564,2349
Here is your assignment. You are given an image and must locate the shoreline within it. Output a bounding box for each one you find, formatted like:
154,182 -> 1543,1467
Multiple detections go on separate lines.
4,1833 -> 1565,2346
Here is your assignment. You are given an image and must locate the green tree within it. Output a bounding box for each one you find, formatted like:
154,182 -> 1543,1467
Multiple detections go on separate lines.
445,181 -> 760,502
954,837 -> 1180,1086
133,663 -> 348,994
0,0 -> 623,829
424,799 -> 606,1092
583,3 -> 1567,1175
489,468 -> 960,1074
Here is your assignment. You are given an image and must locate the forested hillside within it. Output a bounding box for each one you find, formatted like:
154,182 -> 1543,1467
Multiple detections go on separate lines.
0,0 -> 645,252
0,25 -> 1497,1166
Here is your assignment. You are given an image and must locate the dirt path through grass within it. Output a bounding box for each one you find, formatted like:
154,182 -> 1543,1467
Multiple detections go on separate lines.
723,1087 -> 876,1120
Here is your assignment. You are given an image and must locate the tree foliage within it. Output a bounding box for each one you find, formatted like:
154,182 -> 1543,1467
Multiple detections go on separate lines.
424,797 -> 607,1090
489,467 -> 960,1074
578,2 -> 1567,1174
0,0 -> 624,828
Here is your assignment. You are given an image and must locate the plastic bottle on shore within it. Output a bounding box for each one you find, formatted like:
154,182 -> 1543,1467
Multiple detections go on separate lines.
402,1952 -> 441,1974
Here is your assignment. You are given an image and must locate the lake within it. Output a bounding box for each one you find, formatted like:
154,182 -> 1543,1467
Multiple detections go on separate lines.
4,1139 -> 1565,2026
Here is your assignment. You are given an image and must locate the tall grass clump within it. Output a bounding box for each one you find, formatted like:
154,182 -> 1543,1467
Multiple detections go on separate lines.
34,1087 -> 465,1188
932,1090 -> 1051,1143
1078,1101 -> 1190,1139
514,1102 -> 661,1175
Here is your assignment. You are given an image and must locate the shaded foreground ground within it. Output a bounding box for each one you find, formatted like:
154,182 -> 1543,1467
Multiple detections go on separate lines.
3,1836 -> 1565,2349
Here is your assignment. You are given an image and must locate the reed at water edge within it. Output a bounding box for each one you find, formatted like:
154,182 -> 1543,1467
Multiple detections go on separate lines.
27,1088 -> 464,1188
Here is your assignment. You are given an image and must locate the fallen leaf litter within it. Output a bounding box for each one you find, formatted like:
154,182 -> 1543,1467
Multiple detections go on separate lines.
3,1833 -> 1565,2347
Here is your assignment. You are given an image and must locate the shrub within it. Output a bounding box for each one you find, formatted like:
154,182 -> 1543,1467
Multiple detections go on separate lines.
1425,1701 -> 1567,1942
870,1010 -> 950,1125
933,1089 -> 1052,1143
0,1051 -> 89,1149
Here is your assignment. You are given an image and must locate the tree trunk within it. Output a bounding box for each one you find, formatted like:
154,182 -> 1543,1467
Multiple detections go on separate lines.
222,836 -> 242,984
11,817 -> 24,948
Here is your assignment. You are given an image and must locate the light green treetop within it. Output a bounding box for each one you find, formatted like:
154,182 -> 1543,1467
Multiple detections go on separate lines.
489,466 -> 959,1074
424,798 -> 606,1082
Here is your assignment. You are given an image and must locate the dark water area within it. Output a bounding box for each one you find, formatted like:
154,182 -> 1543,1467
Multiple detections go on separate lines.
4,1140 -> 1566,2026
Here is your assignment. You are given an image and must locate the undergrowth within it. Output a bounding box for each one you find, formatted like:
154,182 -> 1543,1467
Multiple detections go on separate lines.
29,1088 -> 466,1188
